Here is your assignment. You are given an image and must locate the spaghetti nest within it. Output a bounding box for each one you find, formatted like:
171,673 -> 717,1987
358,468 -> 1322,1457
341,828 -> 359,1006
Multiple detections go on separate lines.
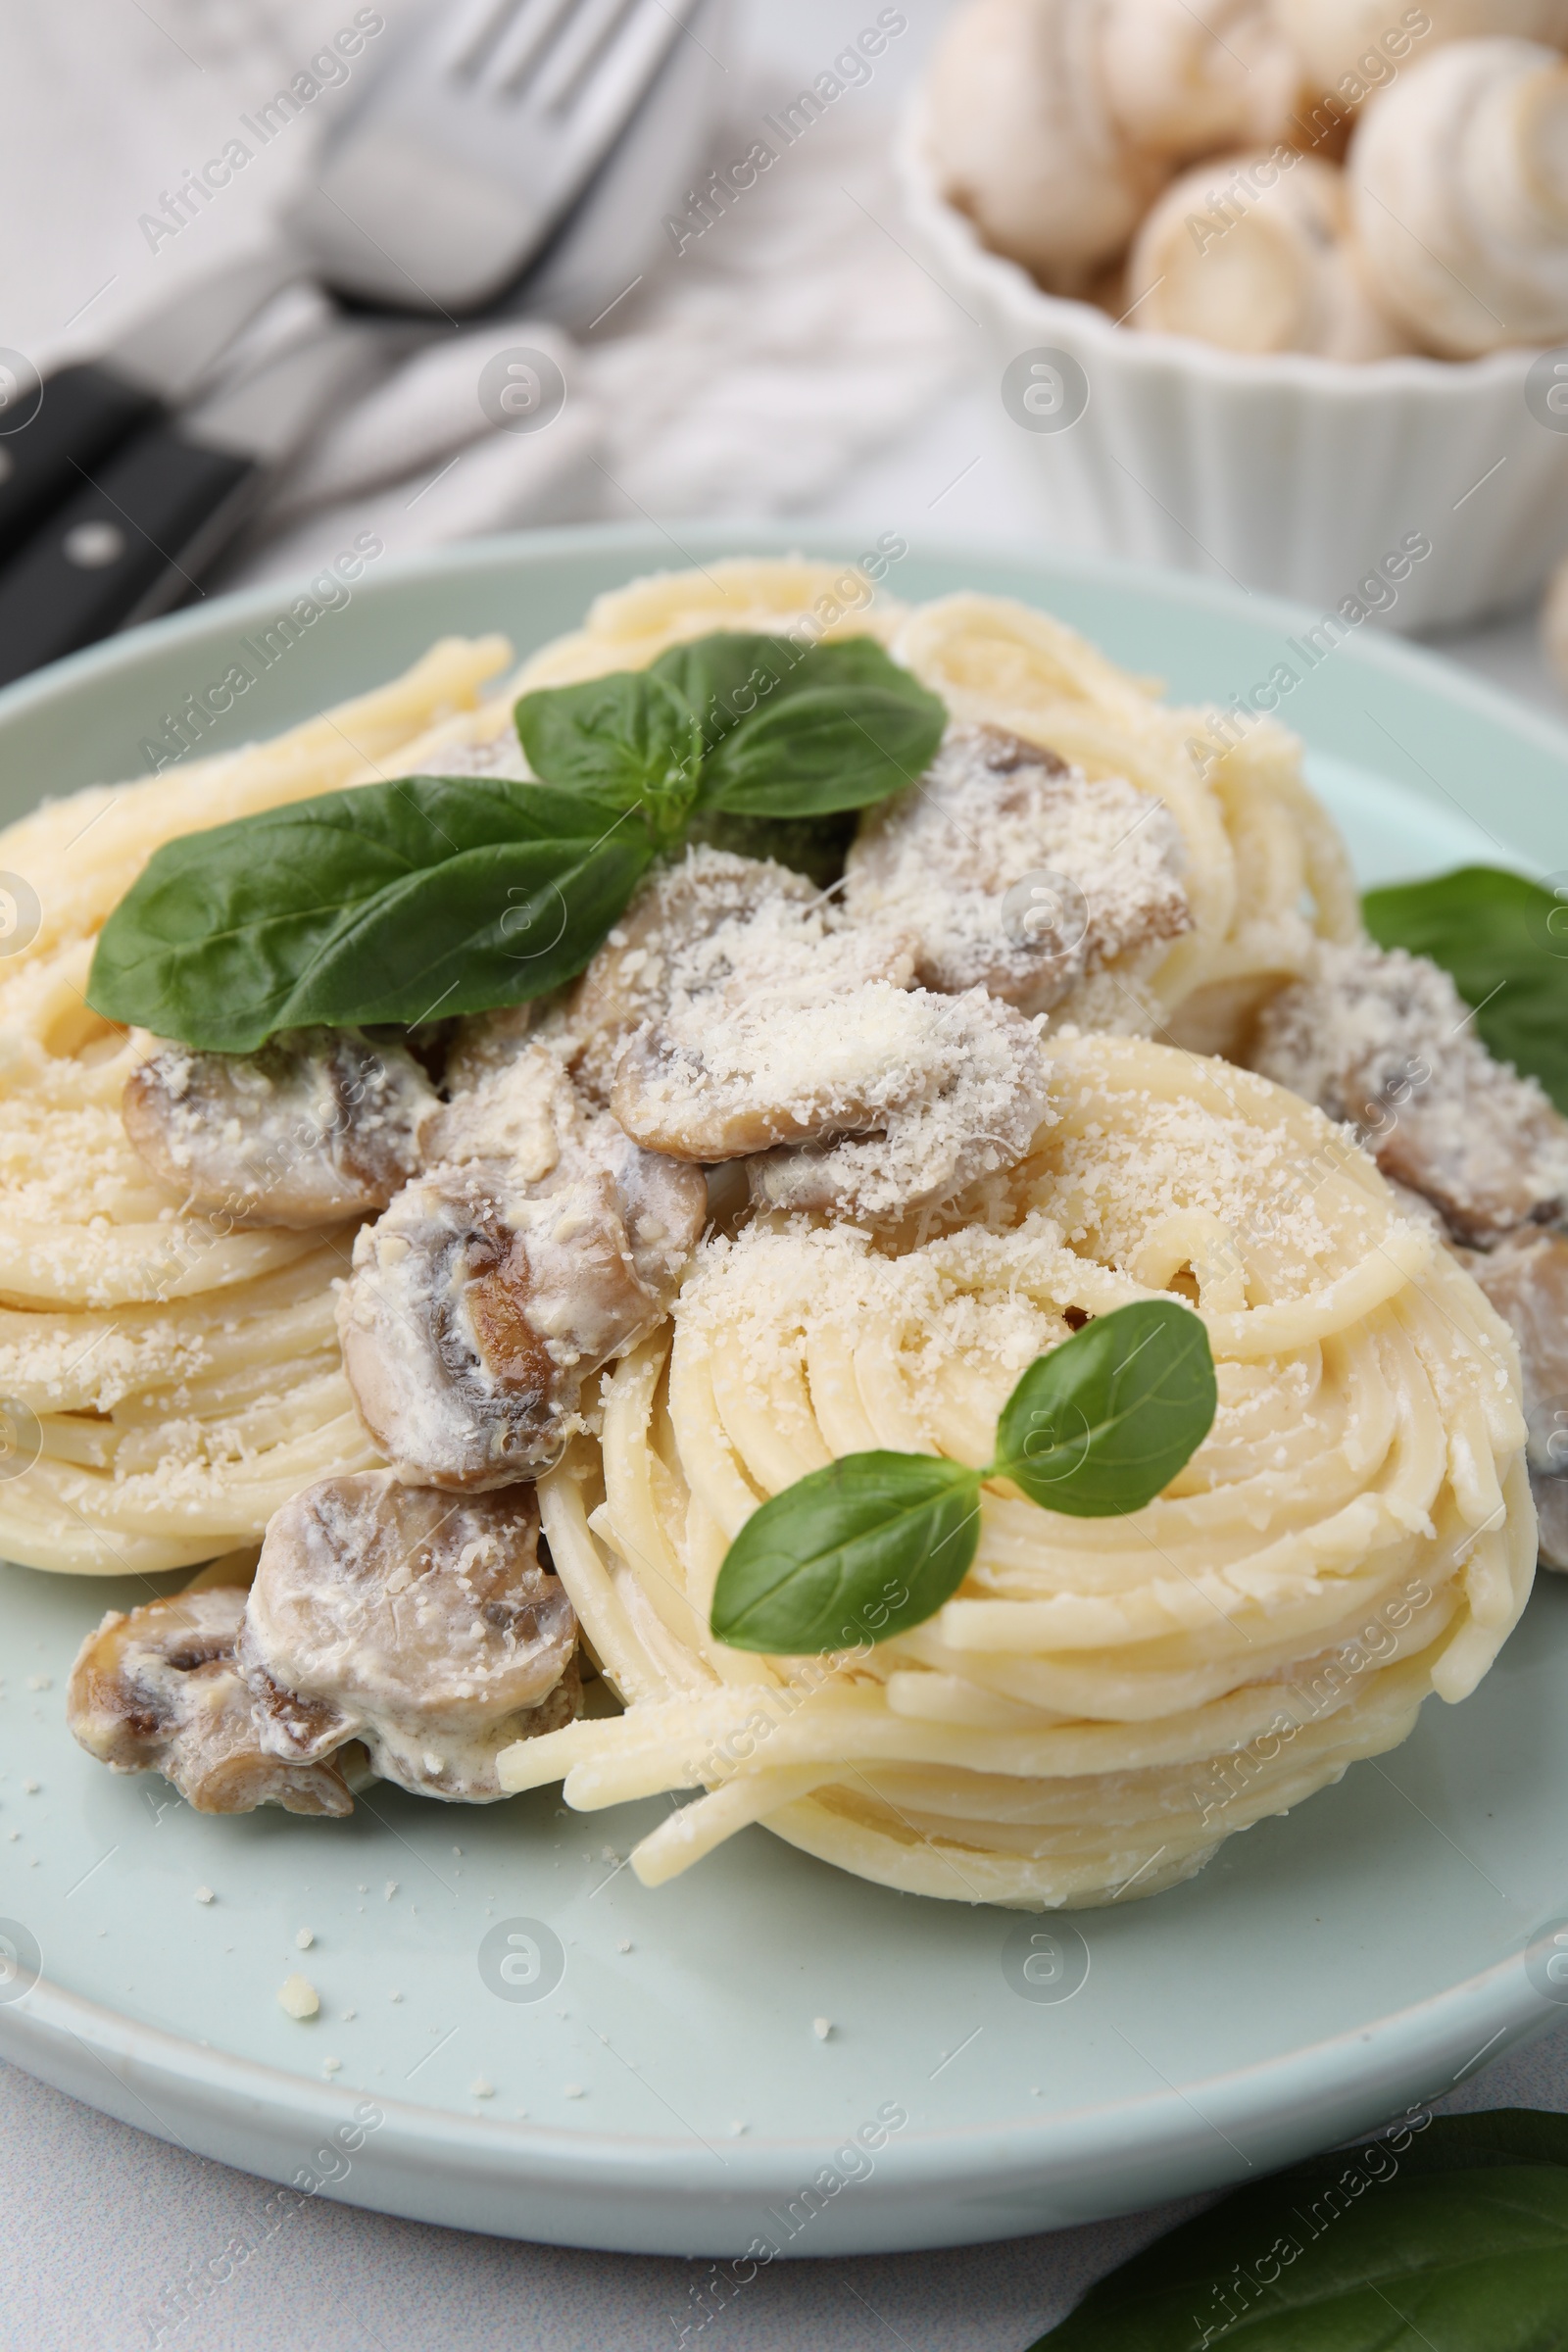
513,558 -> 1360,1054
0,635 -> 510,1573
514,1035 -> 1534,1909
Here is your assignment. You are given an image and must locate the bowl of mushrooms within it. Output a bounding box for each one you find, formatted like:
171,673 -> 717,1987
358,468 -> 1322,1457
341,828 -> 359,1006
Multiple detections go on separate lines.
900,0 -> 1568,628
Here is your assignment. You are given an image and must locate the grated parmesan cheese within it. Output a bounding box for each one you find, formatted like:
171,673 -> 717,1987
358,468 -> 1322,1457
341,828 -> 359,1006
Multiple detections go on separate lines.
570,845 -> 913,1105
844,724 -> 1190,1013
1252,941 -> 1568,1243
277,1973 -> 318,2020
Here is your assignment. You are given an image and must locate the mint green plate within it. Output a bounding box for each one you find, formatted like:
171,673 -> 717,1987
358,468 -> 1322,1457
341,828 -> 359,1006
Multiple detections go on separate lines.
2,525 -> 1567,2257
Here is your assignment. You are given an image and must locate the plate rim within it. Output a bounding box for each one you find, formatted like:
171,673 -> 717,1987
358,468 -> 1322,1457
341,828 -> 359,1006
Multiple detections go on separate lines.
1,1942 -> 1559,2247
4,517 -> 1568,772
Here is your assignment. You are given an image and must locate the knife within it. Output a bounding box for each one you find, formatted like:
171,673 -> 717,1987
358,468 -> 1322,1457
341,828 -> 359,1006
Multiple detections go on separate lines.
0,248 -> 301,564
0,323 -> 384,687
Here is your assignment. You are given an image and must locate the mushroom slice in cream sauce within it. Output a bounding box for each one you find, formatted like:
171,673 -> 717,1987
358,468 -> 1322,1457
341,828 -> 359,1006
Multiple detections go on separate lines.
585,849 -> 934,1164
122,1029 -> 439,1228
1250,941 -> 1568,1245
575,845 -> 1053,1216
1457,1228 -> 1568,1571
843,725 -> 1191,1014
611,978 -> 939,1162
338,1043 -> 707,1489
238,1471 -> 578,1801
614,963 -> 1054,1215
1252,938 -> 1568,1551
570,844 -> 915,1106
66,1587 -> 356,1815
746,987 -> 1054,1221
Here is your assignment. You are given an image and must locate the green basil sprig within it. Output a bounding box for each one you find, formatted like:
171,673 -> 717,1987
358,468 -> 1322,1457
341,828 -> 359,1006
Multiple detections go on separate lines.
710,1300 -> 1216,1655
1363,864 -> 1568,1113
1037,2109 -> 1568,2350
662,631 -> 945,814
521,632 -> 945,823
514,667 -> 704,838
86,633 -> 945,1053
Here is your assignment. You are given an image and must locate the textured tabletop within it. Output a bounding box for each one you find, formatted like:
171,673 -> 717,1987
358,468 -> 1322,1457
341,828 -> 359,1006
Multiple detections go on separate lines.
4,2025 -> 1568,2352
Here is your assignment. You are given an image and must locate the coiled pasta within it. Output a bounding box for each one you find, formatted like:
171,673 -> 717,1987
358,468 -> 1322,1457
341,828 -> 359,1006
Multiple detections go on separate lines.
512,1036 -> 1534,1907
1,562 -> 1527,1914
0,636 -> 510,1572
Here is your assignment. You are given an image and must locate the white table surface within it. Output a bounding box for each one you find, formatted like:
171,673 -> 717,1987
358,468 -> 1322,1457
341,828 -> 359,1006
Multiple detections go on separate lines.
7,4 -> 1568,2345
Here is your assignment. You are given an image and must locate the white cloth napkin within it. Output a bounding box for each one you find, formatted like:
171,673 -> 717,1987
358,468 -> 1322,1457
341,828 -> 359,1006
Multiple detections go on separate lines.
240,90 -> 964,583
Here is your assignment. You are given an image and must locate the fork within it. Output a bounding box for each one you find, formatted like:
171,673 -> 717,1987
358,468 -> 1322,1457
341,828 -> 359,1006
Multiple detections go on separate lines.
0,0 -> 724,680
4,0 -> 714,554
289,0 -> 715,314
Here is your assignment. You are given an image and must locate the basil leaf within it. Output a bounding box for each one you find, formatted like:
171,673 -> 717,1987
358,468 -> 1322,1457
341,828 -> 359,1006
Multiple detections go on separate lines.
649,632 -> 946,817
649,631 -> 806,740
705,685 -> 945,817
650,630 -> 898,734
709,1306 -> 1217,1655
87,775 -> 651,1053
710,1453 -> 981,1655
1039,2112 -> 1568,2350
1362,864 -> 1568,1113
89,633 -> 948,1056
514,667 -> 704,838
993,1299 -> 1216,1517
517,634 -> 943,823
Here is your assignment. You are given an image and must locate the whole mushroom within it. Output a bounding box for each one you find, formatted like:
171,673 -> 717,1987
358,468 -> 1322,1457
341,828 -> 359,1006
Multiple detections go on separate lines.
925,0 -> 1171,292
1348,37 -> 1568,356
1270,0 -> 1568,113
1125,150 -> 1412,356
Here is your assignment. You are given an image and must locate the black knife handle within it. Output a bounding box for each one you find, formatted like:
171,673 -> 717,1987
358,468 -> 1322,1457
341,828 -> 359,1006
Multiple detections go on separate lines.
0,424 -> 259,687
0,362 -> 159,563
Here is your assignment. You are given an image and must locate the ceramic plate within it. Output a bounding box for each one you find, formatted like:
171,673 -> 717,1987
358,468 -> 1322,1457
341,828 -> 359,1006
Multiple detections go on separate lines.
2,525 -> 1567,2259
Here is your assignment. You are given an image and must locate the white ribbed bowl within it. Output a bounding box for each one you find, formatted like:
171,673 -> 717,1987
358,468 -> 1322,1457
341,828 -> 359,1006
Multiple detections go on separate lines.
896,98 -> 1568,632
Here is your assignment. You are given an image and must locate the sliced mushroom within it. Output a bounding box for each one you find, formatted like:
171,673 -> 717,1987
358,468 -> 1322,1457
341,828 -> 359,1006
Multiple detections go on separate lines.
1250,942 -> 1568,1244
238,1471 -> 580,1801
1125,152 -> 1414,362
123,1029 -> 439,1228
441,1004 -> 539,1099
745,986 -> 1054,1221
594,848 -> 932,1165
1456,1226 -> 1568,1570
843,725 -> 1191,1015
66,1587 -> 356,1815
338,1045 -> 706,1488
568,845 -> 913,1104
612,981 -> 917,1162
